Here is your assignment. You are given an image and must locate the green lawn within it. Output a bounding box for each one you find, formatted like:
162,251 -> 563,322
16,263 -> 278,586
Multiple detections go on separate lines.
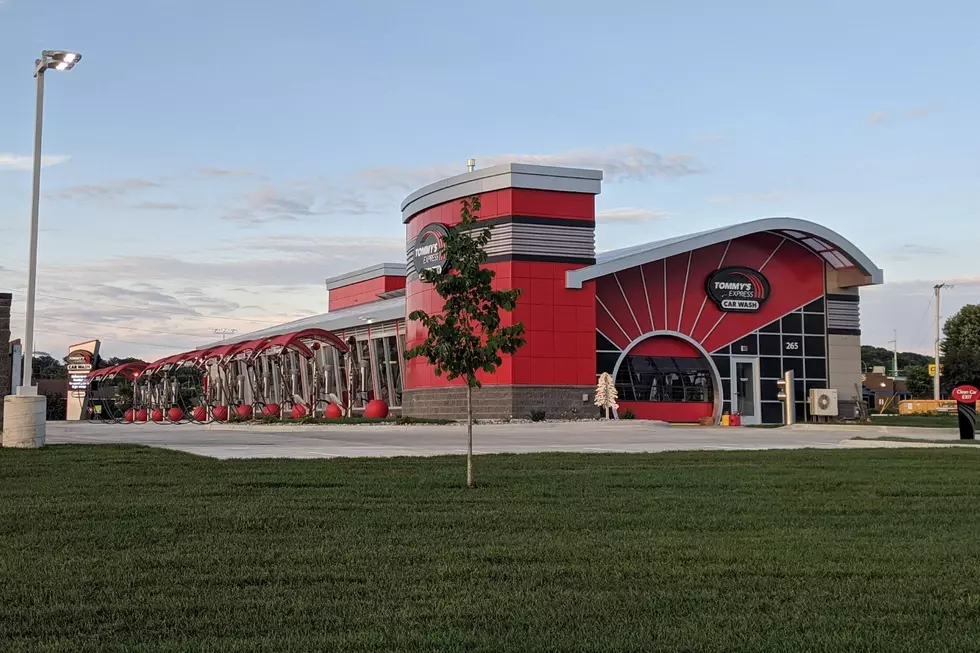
2,446 -> 980,652
867,414 -> 958,428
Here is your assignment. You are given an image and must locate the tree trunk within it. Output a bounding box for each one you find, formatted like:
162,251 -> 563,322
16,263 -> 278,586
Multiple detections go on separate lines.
466,383 -> 474,489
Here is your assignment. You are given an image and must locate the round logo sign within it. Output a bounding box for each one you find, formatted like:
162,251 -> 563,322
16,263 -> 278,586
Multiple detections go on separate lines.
952,385 -> 980,403
412,223 -> 449,277
705,267 -> 771,313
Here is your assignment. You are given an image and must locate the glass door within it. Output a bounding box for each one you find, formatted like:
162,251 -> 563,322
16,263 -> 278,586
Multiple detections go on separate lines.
731,357 -> 761,425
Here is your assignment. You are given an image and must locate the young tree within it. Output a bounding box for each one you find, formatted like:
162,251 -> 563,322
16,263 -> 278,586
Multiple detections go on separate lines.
594,372 -> 619,419
405,195 -> 525,488
941,305 -> 980,392
904,365 -> 932,398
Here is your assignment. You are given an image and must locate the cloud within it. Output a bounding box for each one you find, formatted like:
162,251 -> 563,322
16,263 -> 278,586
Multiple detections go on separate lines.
597,207 -> 672,223
707,192 -> 785,205
867,111 -> 888,125
891,243 -> 948,259
0,153 -> 70,170
357,145 -> 704,192
906,106 -> 936,118
48,178 -> 161,200
867,106 -> 935,125
131,201 -> 190,210
221,182 -> 372,225
197,167 -> 260,178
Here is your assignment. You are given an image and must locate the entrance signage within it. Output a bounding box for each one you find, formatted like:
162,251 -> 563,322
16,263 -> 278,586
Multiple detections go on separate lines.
951,385 -> 979,403
952,384 -> 978,440
67,350 -> 94,391
705,267 -> 770,313
412,223 -> 450,277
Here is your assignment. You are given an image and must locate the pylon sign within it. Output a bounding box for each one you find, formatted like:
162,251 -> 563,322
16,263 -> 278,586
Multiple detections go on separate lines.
952,384 -> 978,441
928,363 -> 944,376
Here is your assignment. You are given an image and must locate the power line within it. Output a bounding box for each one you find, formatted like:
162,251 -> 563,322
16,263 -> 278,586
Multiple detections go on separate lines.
28,328 -> 186,350
0,286 -> 286,325
8,310 -> 212,340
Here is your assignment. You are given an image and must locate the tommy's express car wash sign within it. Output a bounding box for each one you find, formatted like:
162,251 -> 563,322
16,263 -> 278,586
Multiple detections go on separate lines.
705,267 -> 771,312
412,223 -> 450,277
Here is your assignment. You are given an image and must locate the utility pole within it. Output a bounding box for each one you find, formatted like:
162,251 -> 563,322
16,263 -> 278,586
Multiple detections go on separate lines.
214,328 -> 236,341
888,329 -> 898,377
934,283 -> 946,400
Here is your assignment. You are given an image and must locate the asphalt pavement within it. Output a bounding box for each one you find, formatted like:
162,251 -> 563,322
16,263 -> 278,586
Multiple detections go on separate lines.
40,420 -> 962,460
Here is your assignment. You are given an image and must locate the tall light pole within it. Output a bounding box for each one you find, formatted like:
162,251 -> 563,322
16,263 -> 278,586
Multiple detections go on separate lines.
214,328 -> 237,341
934,283 -> 946,400
18,50 -> 82,394
887,330 -> 898,378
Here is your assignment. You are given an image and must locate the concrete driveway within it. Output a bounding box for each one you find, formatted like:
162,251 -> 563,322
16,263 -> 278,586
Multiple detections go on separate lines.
39,420 -> 950,460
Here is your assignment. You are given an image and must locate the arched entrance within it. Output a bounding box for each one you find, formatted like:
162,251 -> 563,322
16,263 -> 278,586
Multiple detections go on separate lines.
611,331 -> 722,423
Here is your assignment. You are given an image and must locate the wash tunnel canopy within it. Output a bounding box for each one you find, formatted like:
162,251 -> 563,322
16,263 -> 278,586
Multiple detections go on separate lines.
139,328 -> 350,376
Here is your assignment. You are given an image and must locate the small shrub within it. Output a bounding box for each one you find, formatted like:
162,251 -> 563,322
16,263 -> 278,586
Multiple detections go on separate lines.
529,410 -> 546,422
619,410 -> 636,420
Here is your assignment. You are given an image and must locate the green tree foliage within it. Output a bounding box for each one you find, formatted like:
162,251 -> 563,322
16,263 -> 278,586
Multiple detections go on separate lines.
860,346 -> 931,373
32,354 -> 67,379
405,195 -> 526,488
904,365 -> 933,398
940,304 -> 980,392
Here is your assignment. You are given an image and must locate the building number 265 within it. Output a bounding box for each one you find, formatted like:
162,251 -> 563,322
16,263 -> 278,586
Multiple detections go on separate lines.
785,341 -> 800,350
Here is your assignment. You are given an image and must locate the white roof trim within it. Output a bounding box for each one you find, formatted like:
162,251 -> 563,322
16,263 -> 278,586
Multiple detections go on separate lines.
566,217 -> 884,288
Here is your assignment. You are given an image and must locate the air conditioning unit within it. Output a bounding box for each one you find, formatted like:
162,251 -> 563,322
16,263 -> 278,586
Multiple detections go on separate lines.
809,388 -> 838,416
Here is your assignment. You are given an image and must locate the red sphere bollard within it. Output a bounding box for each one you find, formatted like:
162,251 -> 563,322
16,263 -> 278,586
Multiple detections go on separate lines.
167,407 -> 183,422
192,406 -> 208,422
135,409 -> 148,422
363,399 -> 389,420
261,403 -> 281,418
236,405 -> 253,420
151,409 -> 164,422
290,404 -> 307,420
124,409 -> 135,423
212,405 -> 229,422
325,403 -> 343,419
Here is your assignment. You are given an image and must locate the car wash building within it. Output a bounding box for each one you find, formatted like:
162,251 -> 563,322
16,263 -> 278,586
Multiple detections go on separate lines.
213,162 -> 883,424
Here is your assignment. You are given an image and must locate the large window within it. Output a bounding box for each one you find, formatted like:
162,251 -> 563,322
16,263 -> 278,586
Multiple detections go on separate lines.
615,356 -> 714,403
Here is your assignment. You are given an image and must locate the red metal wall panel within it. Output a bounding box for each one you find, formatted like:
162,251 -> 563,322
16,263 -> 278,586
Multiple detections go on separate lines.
330,276 -> 405,310
595,233 -> 824,356
618,401 -> 713,422
405,190 -> 596,391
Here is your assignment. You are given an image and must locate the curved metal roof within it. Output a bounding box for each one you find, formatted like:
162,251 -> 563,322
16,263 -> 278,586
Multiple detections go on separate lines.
566,217 -> 883,289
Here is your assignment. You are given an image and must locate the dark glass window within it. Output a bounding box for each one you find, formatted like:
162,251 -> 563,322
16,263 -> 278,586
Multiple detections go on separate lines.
760,356 -> 783,379
782,335 -> 804,357
596,331 -> 619,351
732,334 -> 758,356
761,379 -> 779,401
761,402 -> 783,424
794,378 -> 806,402
804,298 -> 825,313
784,357 -> 804,379
759,334 -> 781,356
804,335 -> 826,358
803,313 -> 825,335
596,352 -> 619,376
712,355 -> 731,379
805,358 -> 827,380
760,321 -> 781,334
614,355 -> 714,403
781,312 -> 803,334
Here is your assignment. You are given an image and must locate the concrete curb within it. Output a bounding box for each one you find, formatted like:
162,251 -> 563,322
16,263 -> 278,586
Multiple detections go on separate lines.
790,424 -> 959,435
839,439 -> 979,449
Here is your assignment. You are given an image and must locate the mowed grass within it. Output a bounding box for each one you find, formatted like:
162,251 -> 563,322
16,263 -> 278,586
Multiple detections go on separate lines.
2,447 -> 980,652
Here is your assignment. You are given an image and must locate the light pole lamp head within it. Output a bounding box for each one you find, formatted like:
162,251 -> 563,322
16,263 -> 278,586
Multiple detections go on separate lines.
35,51 -> 82,76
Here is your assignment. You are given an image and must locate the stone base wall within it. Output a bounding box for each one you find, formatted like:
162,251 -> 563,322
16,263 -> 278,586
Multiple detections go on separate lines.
403,385 -> 595,421
0,293 -> 12,428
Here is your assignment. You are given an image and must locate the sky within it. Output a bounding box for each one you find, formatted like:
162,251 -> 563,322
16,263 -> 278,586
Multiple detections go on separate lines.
1,0 -> 978,361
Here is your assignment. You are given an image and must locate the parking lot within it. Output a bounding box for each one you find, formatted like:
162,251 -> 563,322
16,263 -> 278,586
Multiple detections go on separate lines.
41,420 -> 962,459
